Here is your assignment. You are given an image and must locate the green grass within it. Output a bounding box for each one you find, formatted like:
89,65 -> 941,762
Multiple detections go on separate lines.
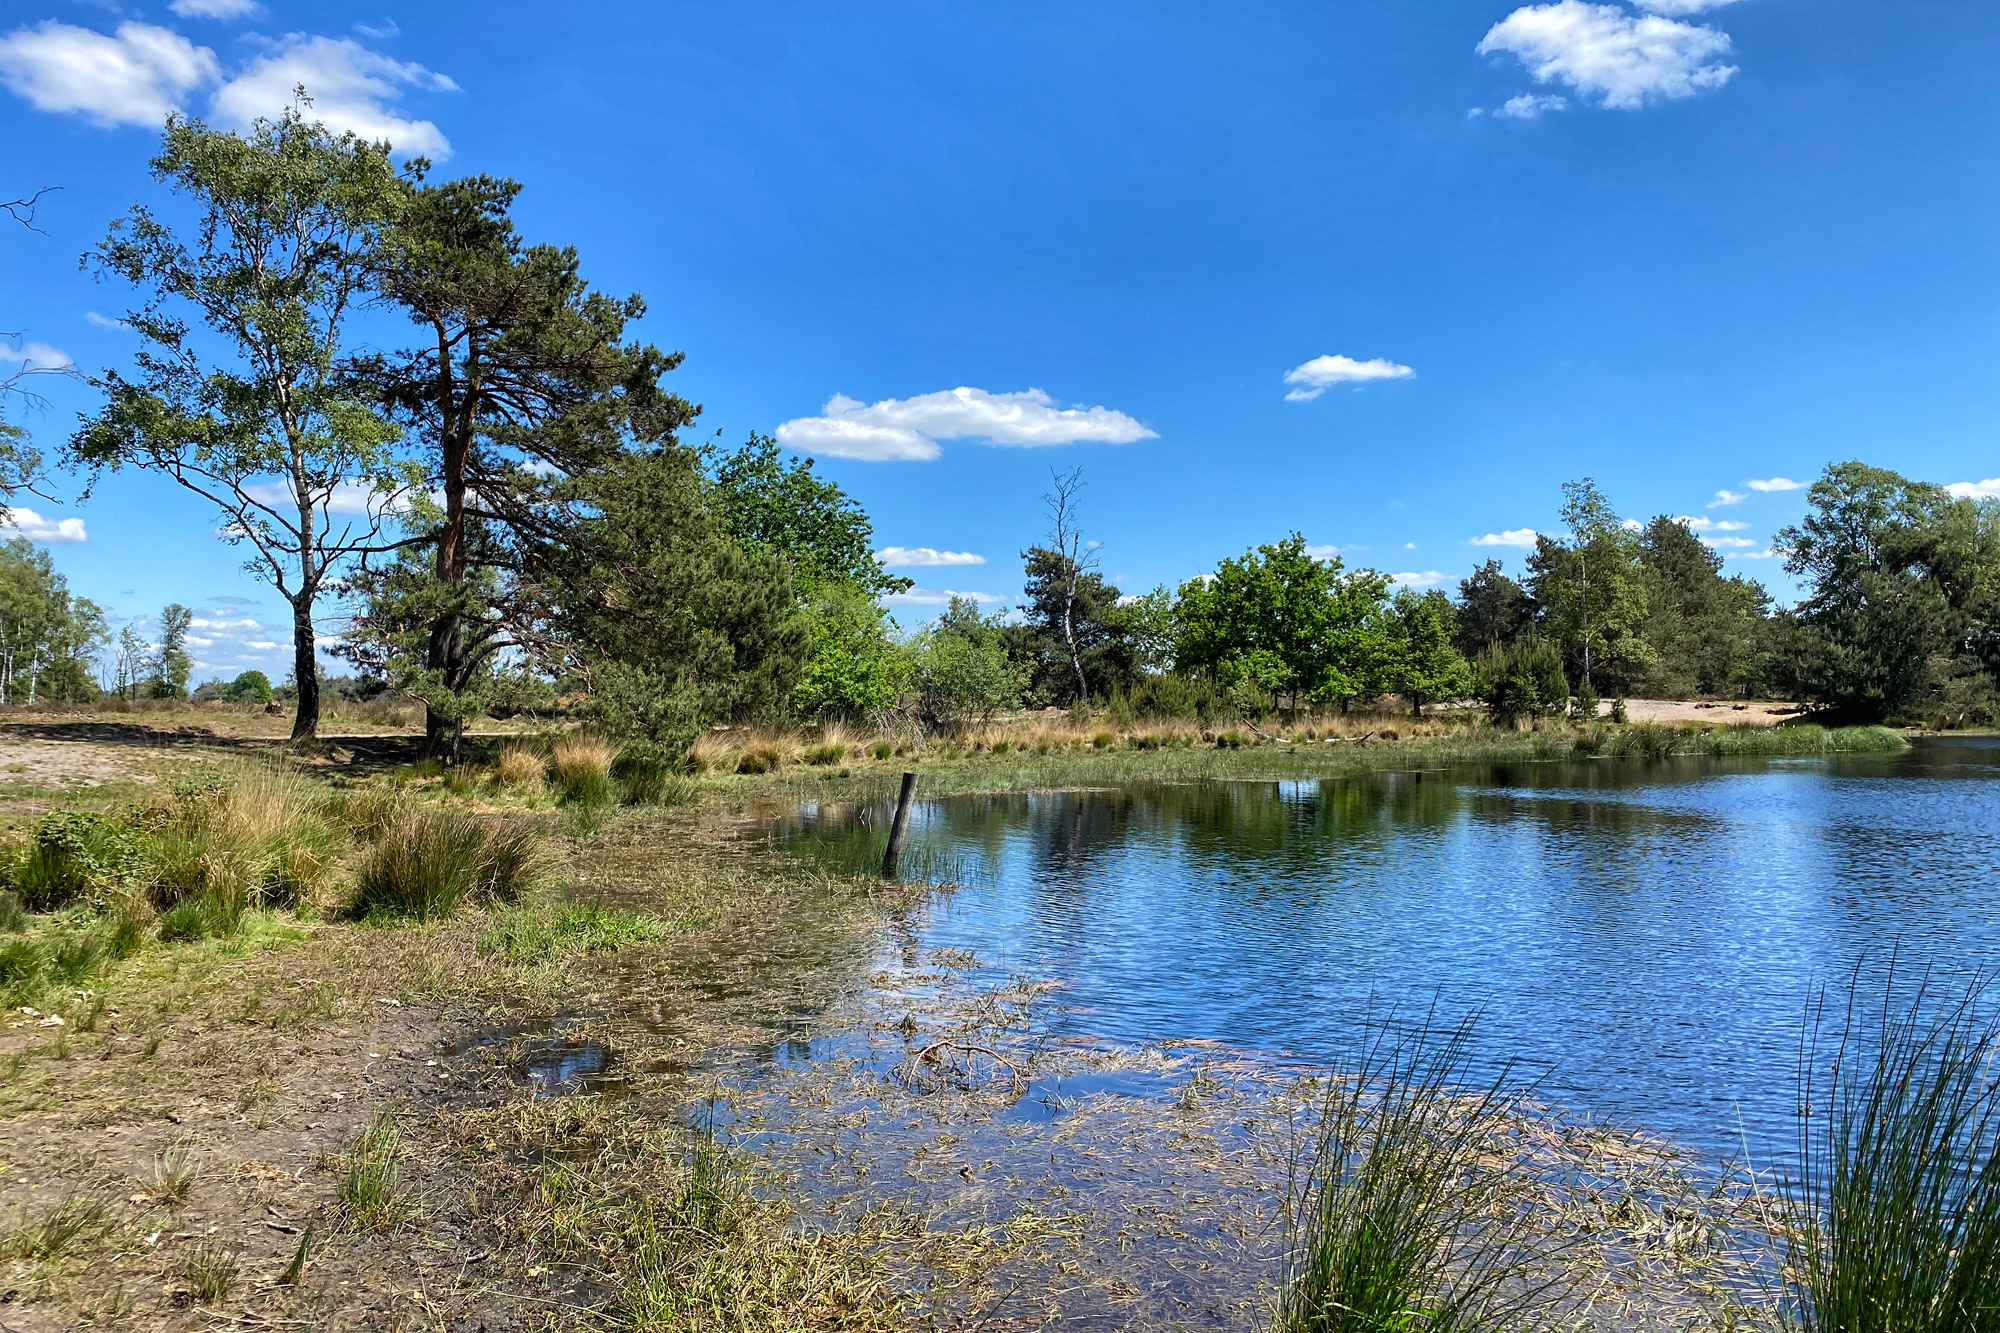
339,1107 -> 408,1230
478,900 -> 671,963
1275,1010 -> 1574,1333
1785,971 -> 2000,1332
354,810 -> 551,920
6,1195 -> 112,1261
183,1242 -> 238,1304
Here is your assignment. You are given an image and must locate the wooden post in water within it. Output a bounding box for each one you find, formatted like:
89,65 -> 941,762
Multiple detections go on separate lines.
882,771 -> 918,878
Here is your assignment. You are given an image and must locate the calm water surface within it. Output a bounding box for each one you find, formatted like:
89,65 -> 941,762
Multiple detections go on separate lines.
774,737 -> 2000,1160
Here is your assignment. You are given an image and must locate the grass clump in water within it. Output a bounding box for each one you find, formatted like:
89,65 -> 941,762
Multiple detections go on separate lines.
1275,1010 -> 1572,1333
354,811 -> 550,920
479,900 -> 669,963
1784,969 -> 2000,1333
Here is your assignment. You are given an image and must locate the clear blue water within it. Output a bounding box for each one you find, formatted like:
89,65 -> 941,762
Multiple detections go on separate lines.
774,737 -> 2000,1161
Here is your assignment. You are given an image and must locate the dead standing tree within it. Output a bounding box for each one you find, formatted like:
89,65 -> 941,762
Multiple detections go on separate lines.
1043,466 -> 1097,705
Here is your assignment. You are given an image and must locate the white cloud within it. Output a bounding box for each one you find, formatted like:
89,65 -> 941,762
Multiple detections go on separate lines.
884,588 -> 1010,606
212,35 -> 456,158
190,617 -> 260,629
1391,571 -> 1447,589
1709,489 -> 1747,507
774,387 -> 1153,463
1947,479 -> 2000,501
0,506 -> 86,544
1496,92 -> 1568,120
170,0 -> 262,18
1472,528 -> 1540,548
1477,2 -> 1737,111
1621,517 -> 1643,531
875,546 -> 986,568
1635,0 -> 1744,13
353,20 -> 401,41
244,640 -> 278,650
1702,536 -> 1759,550
0,341 -> 71,371
0,20 -> 218,127
1726,547 -> 1778,561
242,477 -> 409,516
1674,515 -> 1750,531
85,311 -> 130,331
1304,543 -> 1366,560
1745,476 -> 1805,492
1282,354 -> 1416,402
1403,541 -> 1417,550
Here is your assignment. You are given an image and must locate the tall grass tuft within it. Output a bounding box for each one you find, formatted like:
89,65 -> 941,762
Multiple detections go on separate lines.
1785,969 -> 2000,1333
614,752 -> 698,807
339,1107 -> 408,1230
496,746 -> 548,791
1275,1010 -> 1571,1333
552,734 -> 618,806
353,811 -> 550,920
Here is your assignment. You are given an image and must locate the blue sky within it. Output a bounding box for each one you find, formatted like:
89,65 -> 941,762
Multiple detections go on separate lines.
2,0 -> 1995,680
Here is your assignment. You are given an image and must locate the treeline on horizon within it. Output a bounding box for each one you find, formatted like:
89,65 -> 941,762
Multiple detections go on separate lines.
2,112 -> 1996,754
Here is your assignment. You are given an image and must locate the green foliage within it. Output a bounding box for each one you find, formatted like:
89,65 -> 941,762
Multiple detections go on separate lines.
1772,462 -> 2000,720
148,603 -> 193,699
706,433 -> 908,597
793,582 -> 907,718
1013,546 -> 1141,705
1454,559 -> 1532,658
1635,517 -> 1768,697
354,811 -> 549,919
220,669 -> 274,705
1475,639 -> 1568,724
15,811 -> 140,910
1525,479 -> 1655,696
1175,534 -> 1390,710
907,596 -> 1024,725
0,540 -> 108,704
339,1107 -> 407,1230
1377,589 -> 1475,715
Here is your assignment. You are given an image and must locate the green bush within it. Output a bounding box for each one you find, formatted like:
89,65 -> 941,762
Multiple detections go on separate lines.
14,812 -> 140,910
354,812 -> 549,920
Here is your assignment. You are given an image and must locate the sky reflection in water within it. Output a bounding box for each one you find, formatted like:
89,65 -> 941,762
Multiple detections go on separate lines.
777,738 -> 2000,1160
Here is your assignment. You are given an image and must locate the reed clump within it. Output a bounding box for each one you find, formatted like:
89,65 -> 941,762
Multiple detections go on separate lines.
1785,970 -> 2000,1333
353,810 -> 551,920
552,734 -> 618,806
1275,1012 -> 1573,1333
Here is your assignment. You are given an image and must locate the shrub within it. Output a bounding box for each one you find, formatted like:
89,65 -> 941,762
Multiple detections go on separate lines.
1214,730 -> 1245,750
15,812 -> 140,910
1092,732 -> 1114,749
354,812 -> 549,920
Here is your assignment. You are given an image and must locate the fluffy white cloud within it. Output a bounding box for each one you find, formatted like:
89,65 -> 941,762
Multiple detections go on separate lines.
0,20 -> 217,127
0,341 -> 71,371
0,507 -> 86,544
1496,92 -> 1568,120
191,617 -> 260,629
1702,535 -> 1759,550
1472,528 -> 1539,548
875,547 -> 985,567
885,588 -> 1010,606
1947,479 -> 2000,501
1675,516 -> 1749,531
170,0 -> 262,18
1709,489 -> 1747,507
1282,355 -> 1416,402
1477,2 -> 1737,111
245,640 -> 279,650
775,388 -> 1153,463
1727,547 -> 1778,561
213,36 -> 456,158
1745,476 -> 1805,492
1391,571 -> 1447,589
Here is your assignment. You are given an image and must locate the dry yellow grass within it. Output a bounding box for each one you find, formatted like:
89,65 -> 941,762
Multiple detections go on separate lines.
496,747 -> 548,790
685,730 -> 738,774
550,734 -> 615,786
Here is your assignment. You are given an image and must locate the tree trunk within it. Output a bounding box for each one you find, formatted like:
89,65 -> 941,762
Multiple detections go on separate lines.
423,353 -> 470,764
289,597 -> 320,741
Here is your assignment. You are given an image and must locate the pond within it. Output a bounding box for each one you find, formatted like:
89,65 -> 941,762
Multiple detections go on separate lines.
771,736 -> 2000,1162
